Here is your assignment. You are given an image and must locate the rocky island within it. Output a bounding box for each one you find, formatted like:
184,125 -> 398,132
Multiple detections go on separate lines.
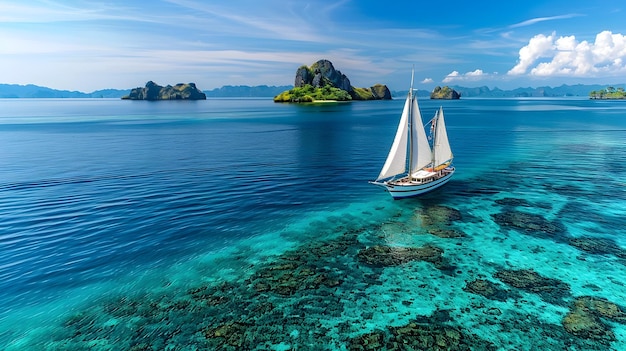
274,59 -> 392,103
122,81 -> 206,100
589,87 -> 625,99
430,86 -> 461,99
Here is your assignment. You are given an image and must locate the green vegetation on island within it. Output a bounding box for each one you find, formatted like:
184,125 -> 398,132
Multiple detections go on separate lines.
274,59 -> 391,103
273,84 -> 352,102
589,86 -> 626,99
430,86 -> 461,99
122,81 -> 206,100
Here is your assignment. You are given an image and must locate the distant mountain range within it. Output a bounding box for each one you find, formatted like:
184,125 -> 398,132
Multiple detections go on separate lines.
398,84 -> 625,98
0,84 -> 292,98
0,84 -> 128,98
1,83 -> 624,99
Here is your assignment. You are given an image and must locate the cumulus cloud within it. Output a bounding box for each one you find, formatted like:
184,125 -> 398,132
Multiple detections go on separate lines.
421,78 -> 434,84
442,69 -> 486,83
508,31 -> 626,77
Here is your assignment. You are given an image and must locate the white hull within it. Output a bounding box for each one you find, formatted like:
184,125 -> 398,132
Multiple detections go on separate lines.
373,167 -> 455,199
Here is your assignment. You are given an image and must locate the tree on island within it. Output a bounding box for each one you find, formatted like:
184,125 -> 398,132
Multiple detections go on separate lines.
274,84 -> 352,102
589,86 -> 625,99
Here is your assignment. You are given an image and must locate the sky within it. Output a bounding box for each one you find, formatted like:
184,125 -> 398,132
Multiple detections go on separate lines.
1,0 -> 626,92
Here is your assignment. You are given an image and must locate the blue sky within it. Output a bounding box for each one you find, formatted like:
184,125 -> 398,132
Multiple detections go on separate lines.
1,0 -> 625,92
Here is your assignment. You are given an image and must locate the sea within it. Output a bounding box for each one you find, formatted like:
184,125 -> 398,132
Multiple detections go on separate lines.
0,97 -> 625,350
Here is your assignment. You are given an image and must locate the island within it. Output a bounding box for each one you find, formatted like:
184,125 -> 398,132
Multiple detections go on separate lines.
589,87 -> 625,99
274,59 -> 392,103
122,81 -> 206,100
430,86 -> 461,100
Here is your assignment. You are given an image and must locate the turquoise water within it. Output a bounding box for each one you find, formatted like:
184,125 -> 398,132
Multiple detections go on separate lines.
0,97 -> 625,350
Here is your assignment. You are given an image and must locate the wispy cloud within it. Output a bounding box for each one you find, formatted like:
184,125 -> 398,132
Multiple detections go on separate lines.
0,1 -> 153,23
509,14 -> 583,28
163,0 -> 332,43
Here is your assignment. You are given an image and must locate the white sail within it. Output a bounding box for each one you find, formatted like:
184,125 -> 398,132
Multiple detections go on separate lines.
371,70 -> 455,198
376,96 -> 410,181
410,97 -> 432,173
433,107 -> 453,167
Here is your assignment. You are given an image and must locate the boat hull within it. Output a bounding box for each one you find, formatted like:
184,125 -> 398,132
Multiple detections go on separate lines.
373,167 -> 455,199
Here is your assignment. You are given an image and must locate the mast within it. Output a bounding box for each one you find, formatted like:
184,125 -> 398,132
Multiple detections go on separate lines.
431,109 -> 438,171
408,68 -> 414,181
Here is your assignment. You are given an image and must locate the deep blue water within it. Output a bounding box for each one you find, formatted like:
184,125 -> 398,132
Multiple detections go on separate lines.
1,97 -> 625,350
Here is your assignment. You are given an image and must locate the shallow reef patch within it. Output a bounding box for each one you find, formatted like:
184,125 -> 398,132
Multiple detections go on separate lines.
491,210 -> 567,241
494,268 -> 571,305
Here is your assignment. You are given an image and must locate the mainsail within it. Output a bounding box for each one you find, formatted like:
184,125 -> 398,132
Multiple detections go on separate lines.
376,90 -> 432,182
376,96 -> 410,181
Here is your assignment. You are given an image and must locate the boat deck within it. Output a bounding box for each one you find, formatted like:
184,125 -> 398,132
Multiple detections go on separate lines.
389,167 -> 454,186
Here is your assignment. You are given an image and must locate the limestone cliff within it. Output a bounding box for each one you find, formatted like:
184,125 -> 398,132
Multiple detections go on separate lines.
277,59 -> 391,102
122,81 -> 206,100
430,86 -> 461,100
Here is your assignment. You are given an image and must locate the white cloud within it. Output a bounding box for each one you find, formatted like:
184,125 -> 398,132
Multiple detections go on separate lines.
508,33 -> 556,75
421,78 -> 434,84
466,69 -> 485,76
442,69 -> 488,83
442,71 -> 460,83
508,31 -> 626,77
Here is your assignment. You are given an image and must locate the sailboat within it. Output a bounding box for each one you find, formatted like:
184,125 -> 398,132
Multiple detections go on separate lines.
370,71 -> 455,199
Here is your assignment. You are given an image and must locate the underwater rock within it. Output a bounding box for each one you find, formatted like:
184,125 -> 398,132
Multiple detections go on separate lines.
346,320 -> 497,351
357,245 -> 443,267
251,263 -> 340,296
205,321 -> 249,348
495,197 -> 532,207
573,296 -> 626,322
347,330 -> 386,351
568,237 -> 626,259
463,279 -> 514,302
491,210 -> 566,241
494,269 -> 571,304
562,309 -> 614,341
189,281 -> 236,306
560,296 -> 626,342
244,235 -> 360,296
418,205 -> 462,227
427,227 -> 466,238
416,205 -> 466,239
388,322 -> 497,351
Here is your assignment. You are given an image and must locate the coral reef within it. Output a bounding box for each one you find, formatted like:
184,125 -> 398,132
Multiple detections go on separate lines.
347,319 -> 497,351
494,269 -> 571,305
568,237 -> 626,259
18,199 -> 626,351
463,279 -> 516,302
491,210 -> 566,241
417,205 -> 466,238
562,296 -> 626,341
357,245 -> 443,267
